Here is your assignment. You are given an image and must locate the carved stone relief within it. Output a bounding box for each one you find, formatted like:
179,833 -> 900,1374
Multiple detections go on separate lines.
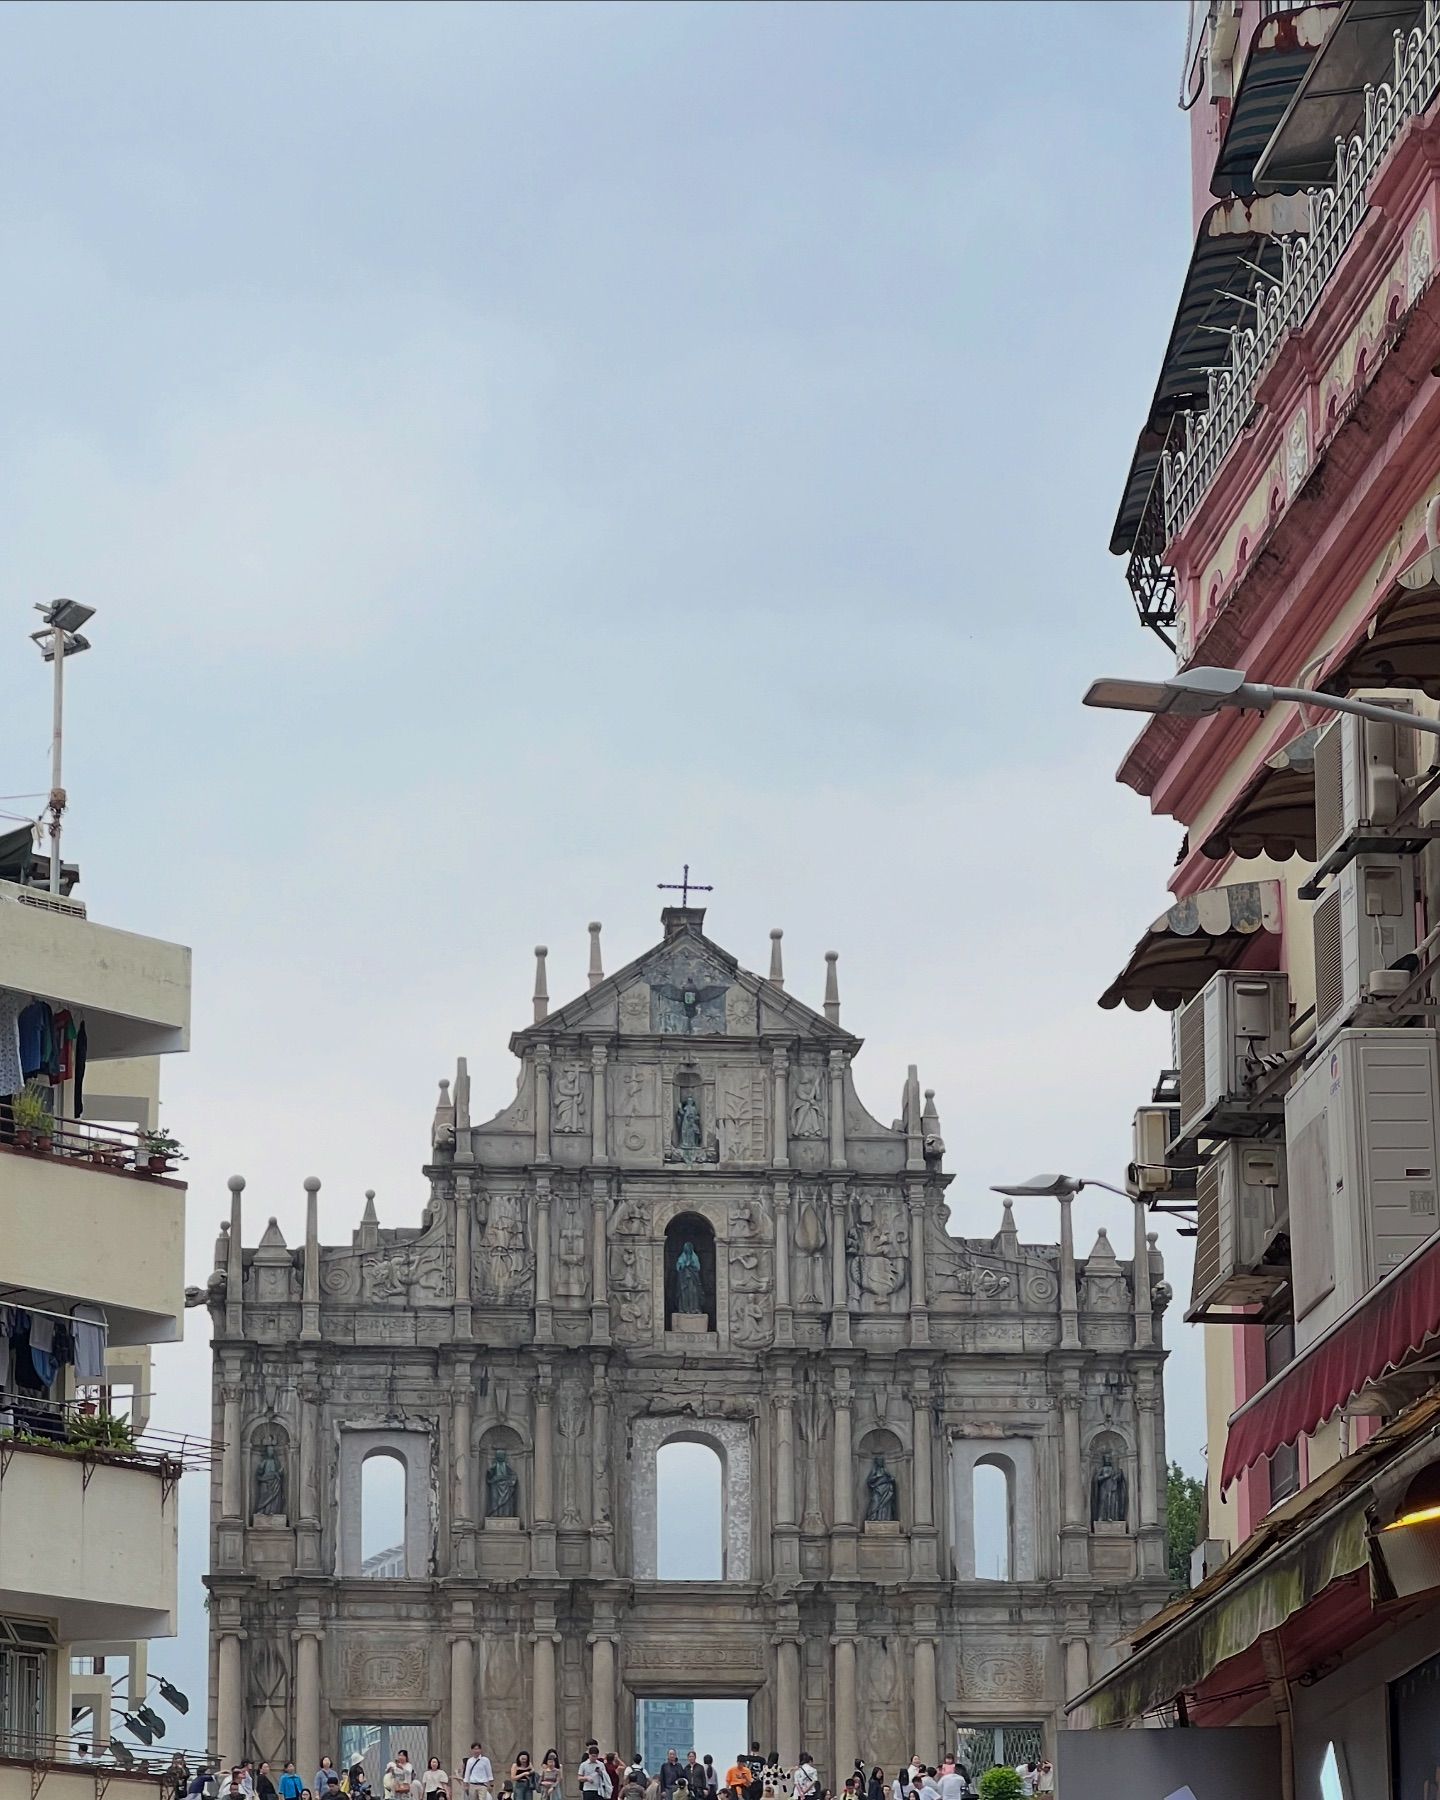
342,1639 -> 429,1700
613,1063 -> 660,1159
846,1186 -> 908,1309
716,1067 -> 767,1163
554,1192 -> 589,1299
473,1188 -> 533,1304
790,1062 -> 827,1139
793,1185 -> 828,1306
246,1635 -> 290,1766
647,950 -> 731,1034
553,1062 -> 589,1133
956,1645 -> 1046,1699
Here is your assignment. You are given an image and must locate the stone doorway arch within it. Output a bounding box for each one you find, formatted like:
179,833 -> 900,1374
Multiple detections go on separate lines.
631,1415 -> 753,1580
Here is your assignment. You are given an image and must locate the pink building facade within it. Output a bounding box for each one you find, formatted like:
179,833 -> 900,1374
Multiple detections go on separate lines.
1077,6 -> 1440,1796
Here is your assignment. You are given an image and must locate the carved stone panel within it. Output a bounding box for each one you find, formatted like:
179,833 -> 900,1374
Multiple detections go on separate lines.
613,1063 -> 661,1160
341,1638 -> 430,1701
955,1644 -> 1046,1700
716,1067 -> 767,1163
618,984 -> 651,1034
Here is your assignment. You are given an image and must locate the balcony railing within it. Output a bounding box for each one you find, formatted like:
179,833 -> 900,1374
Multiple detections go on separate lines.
1125,435 -> 1181,647
0,1397 -> 215,1475
0,1732 -> 210,1783
1165,0 -> 1440,535
2,1114 -> 181,1181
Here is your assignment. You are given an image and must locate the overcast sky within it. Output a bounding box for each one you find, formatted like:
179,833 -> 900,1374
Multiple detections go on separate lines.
0,0 -> 1196,1755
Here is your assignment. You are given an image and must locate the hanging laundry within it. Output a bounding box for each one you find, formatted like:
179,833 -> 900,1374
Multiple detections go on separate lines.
74,1020 -> 87,1117
0,991 -> 22,1096
25,1314 -> 58,1388
51,1010 -> 76,1084
71,1306 -> 108,1381
17,1001 -> 49,1079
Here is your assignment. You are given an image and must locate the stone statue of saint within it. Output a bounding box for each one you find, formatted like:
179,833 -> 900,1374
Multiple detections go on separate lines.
676,1093 -> 702,1150
253,1438 -> 286,1518
486,1449 -> 519,1518
865,1454 -> 898,1523
675,1239 -> 706,1315
790,1064 -> 826,1139
1091,1448 -> 1128,1526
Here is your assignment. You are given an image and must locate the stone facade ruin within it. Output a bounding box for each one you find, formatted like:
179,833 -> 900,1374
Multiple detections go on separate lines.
205,907 -> 1173,1779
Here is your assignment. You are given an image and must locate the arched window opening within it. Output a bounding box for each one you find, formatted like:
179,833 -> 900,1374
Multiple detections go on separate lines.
663,1212 -> 717,1332
656,1440 -> 724,1579
1319,1743 -> 1343,1800
360,1451 -> 408,1575
972,1459 -> 1012,1581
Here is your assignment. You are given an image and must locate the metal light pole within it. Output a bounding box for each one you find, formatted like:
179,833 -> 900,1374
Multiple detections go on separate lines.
30,600 -> 95,894
1083,663 -> 1440,738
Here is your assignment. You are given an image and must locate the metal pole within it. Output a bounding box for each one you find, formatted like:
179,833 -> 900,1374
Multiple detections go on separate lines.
1247,682 -> 1440,738
49,623 -> 64,894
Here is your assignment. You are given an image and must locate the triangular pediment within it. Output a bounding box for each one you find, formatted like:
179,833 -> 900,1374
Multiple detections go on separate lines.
510,922 -> 859,1051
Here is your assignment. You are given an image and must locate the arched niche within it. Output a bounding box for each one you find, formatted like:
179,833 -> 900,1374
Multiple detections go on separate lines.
856,1425 -> 907,1529
630,1414 -> 751,1580
1087,1428 -> 1133,1533
247,1419 -> 291,1525
337,1425 -> 432,1577
663,1211 -> 717,1331
478,1423 -> 528,1527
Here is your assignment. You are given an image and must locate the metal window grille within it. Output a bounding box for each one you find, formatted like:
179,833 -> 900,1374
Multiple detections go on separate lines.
953,1726 -> 1044,1780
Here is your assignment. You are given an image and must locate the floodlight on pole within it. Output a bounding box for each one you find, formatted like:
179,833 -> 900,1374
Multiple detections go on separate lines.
29,598 -> 95,895
1084,663 -> 1440,738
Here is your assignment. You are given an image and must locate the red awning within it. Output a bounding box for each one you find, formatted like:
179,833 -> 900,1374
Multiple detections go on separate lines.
1221,1231 -> 1440,1492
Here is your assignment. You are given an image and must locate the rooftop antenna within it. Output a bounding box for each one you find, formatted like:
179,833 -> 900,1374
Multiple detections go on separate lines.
29,598 -> 95,894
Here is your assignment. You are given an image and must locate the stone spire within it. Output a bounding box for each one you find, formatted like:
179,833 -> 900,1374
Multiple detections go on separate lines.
824,951 -> 840,1023
301,1175 -> 321,1342
588,921 -> 604,989
533,945 -> 549,1022
922,1088 -> 944,1161
431,1078 -> 455,1153
225,1174 -> 245,1337
358,1189 -> 379,1251
769,928 -> 784,987
994,1199 -> 1021,1258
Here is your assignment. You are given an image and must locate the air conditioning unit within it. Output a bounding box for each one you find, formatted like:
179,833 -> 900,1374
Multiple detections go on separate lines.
1313,706 -> 1416,866
1129,1104 -> 1181,1193
1188,1140 -> 1289,1319
1312,854 -> 1419,1040
1285,1028 -> 1440,1352
1175,970 -> 1291,1141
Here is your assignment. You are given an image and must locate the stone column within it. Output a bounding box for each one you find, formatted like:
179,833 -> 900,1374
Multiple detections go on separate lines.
907,1181 -> 929,1348
590,1044 -> 609,1163
533,1368 -> 556,1574
831,1369 -> 856,1578
590,1634 -> 616,1752
772,1048 -> 790,1170
221,1384 -> 243,1520
532,1631 -> 557,1754
774,1385 -> 797,1527
453,1372 -> 475,1527
1063,1633 -> 1090,1707
829,1182 -> 850,1347
1131,1198 -> 1152,1351
590,1360 -> 614,1573
298,1370 -> 321,1571
833,1635 -> 858,1779
535,1046 -> 552,1163
454,1189 -> 472,1339
590,1175 -> 610,1345
912,1636 -> 938,1761
910,1371 -> 937,1579
294,1629 -> 321,1781
451,1633 -> 475,1771
1058,1194 -> 1080,1350
535,1179 -> 553,1344
774,1638 -> 801,1767
827,1051 -> 847,1170
216,1630 -> 244,1763
773,1179 -> 794,1347
1060,1389 -> 1088,1578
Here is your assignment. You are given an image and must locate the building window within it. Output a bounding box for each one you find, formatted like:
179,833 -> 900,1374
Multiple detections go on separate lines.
656,1440 -> 723,1579
972,1459 -> 1013,1580
1265,1316 -> 1299,1506
338,1725 -> 429,1788
0,1618 -> 57,1755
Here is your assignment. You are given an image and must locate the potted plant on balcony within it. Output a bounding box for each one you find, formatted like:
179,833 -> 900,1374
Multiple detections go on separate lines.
12,1081 -> 53,1153
139,1127 -> 185,1174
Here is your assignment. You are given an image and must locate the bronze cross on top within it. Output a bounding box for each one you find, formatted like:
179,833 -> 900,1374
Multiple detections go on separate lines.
657,863 -> 713,906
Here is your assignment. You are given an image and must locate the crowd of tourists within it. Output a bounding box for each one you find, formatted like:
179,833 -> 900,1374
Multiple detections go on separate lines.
169,1745 -> 1055,1800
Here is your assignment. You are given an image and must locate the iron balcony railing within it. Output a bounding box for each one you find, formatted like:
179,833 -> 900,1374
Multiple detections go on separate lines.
1,1111 -> 182,1179
1165,1 -> 1440,535
1125,433 -> 1182,648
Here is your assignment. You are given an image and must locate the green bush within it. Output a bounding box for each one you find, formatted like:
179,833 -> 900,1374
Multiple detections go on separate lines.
976,1772 -> 1024,1800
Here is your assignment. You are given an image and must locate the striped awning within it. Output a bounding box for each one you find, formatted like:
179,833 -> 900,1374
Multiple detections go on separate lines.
1199,729 -> 1319,863
1099,881 -> 1283,1013
1214,5 -> 1341,199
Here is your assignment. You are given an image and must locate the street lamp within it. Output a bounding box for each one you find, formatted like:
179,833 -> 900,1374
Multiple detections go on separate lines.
1083,663 -> 1440,739
29,599 -> 95,895
990,1174 -> 1132,1200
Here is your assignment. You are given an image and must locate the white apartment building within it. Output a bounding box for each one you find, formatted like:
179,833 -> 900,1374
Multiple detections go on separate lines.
0,835 -> 193,1800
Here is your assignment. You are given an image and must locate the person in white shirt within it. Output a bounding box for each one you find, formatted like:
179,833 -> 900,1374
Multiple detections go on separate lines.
790,1759 -> 817,1800
1033,1764 -> 1053,1796
577,1755 -> 611,1800
936,1768 -> 965,1800
1012,1767 -> 1036,1799
462,1749 -> 494,1800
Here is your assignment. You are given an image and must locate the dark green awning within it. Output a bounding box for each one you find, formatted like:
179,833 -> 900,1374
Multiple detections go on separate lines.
1215,6 -> 1341,198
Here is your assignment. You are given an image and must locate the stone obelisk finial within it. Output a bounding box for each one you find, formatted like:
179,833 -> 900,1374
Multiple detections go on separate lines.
533,945 -> 549,1023
588,921 -> 604,989
769,928 -> 784,987
824,950 -> 841,1023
